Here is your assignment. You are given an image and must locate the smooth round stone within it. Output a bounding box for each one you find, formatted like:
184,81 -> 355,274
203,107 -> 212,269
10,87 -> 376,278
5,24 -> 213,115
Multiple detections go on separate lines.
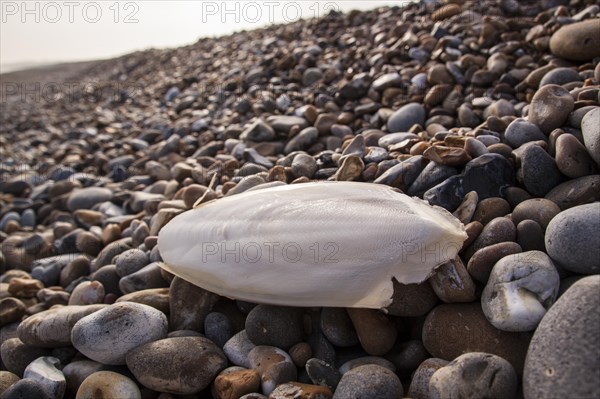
90,265 -> 121,297
347,308 -> 397,356
407,358 -> 449,399
517,144 -> 563,197
76,371 -> 140,399
320,308 -> 358,347
126,336 -> 226,394
545,175 -> 600,210
429,352 -> 517,399
204,312 -> 232,348
0,378 -> 53,399
339,356 -> 396,374
169,276 -> 219,332
539,67 -> 582,87
429,257 -> 477,303
305,358 -> 342,391
464,217 -> 516,260
245,305 -> 303,349
387,103 -> 426,133
422,303 -> 532,373
291,153 -> 318,178
528,84 -> 574,134
212,367 -> 261,399
549,19 -> 600,61
223,330 -> 256,368
71,302 -> 168,365
23,356 -> 65,399
482,251 -> 560,332
68,281 -> 105,305
17,305 -> 107,348
114,249 -> 149,277
545,203 -> 600,274
333,364 -> 403,399
248,346 -> 297,395
66,187 -> 113,212
387,279 -> 438,317
516,220 -> 546,252
512,198 -> 561,230
504,118 -> 546,149
0,298 -> 26,326
523,276 -> 600,399
581,107 -> 600,164
555,133 -> 598,178
0,338 -> 51,376
472,197 -> 510,225
75,232 -> 102,256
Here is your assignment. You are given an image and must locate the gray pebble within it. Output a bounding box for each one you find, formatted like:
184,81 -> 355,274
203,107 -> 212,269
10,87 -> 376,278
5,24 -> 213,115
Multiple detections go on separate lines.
387,103 -> 426,133
516,143 -> 564,197
114,249 -> 149,277
333,364 -> 403,399
523,276 -> 600,399
66,187 -> 113,212
545,203 -> 600,274
320,308 -> 358,347
581,107 -> 600,164
204,312 -> 233,348
223,330 -> 256,368
23,357 -> 65,399
504,118 -> 546,149
0,378 -> 53,399
118,262 -> 168,294
71,302 -> 168,365
245,305 -> 303,349
305,358 -> 341,391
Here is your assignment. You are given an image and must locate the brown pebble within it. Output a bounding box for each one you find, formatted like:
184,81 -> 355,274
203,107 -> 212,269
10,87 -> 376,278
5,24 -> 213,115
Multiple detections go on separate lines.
472,197 -> 511,225
511,198 -> 561,230
288,342 -> 312,367
422,303 -> 532,374
0,370 -> 20,395
453,191 -> 479,225
504,186 -> 532,209
269,382 -> 333,399
467,242 -> 523,284
0,298 -> 27,326
7,278 -> 43,298
516,219 -> 546,252
555,133 -> 598,178
387,279 -> 438,317
347,308 -> 397,356
528,84 -> 574,134
462,221 -> 483,250
545,175 -> 600,210
423,146 -> 471,166
429,257 -> 477,303
549,19 -> 600,62
213,367 -> 261,399
75,232 -> 103,256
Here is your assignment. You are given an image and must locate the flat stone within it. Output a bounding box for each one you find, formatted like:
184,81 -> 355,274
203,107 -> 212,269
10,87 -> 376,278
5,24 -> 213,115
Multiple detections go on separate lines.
0,338 -> 51,376
545,175 -> 600,210
67,187 -> 113,212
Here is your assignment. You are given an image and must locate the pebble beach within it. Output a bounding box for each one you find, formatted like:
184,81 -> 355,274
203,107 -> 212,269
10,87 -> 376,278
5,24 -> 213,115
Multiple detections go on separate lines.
1,0 -> 599,398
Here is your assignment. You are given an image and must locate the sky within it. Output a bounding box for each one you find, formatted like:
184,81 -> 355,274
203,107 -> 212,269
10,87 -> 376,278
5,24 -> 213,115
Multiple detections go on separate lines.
1,0 -> 409,73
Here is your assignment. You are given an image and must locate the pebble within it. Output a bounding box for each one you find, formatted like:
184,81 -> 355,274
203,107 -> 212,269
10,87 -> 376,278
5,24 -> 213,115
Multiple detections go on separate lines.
75,371 -> 141,399
22,356 -> 65,399
17,304 -> 107,347
114,249 -> 149,277
332,364 -> 403,399
245,305 -> 303,349
1,338 -> 51,376
68,281 -> 105,305
61,360 -> 102,396
126,336 -> 227,394
205,312 -> 233,348
539,67 -> 582,87
429,352 -> 517,399
0,298 -> 26,326
118,262 -> 168,294
387,103 -> 426,133
512,198 -> 561,230
504,118 -> 546,149
248,345 -> 297,395
305,358 -> 342,391
71,302 -> 168,365
467,242 -> 523,284
320,308 -> 358,347
169,276 -> 219,332
523,276 -> 600,398
472,197 -> 510,225
338,356 -> 396,374
581,107 -> 600,164
464,217 -> 516,260
527,84 -> 574,134
0,371 -> 20,396
429,257 -> 477,303
66,187 -> 113,212
347,308 -> 397,356
223,330 -> 256,368
549,19 -> 600,61
545,203 -> 600,274
0,378 -> 53,399
555,133 -> 598,178
407,358 -> 449,399
516,143 -> 564,197
212,367 -> 261,399
270,382 -> 333,399
545,175 -> 600,210
422,303 -> 531,373
482,251 -> 560,332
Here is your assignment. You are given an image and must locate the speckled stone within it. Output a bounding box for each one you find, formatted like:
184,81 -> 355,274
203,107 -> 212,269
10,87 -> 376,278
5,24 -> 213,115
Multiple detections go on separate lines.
429,257 -> 477,303
545,203 -> 600,274
212,367 -> 261,399
126,336 -> 227,394
549,19 -> 600,61
23,356 -> 65,399
248,345 -> 297,395
407,358 -> 449,399
523,276 -> 600,399
429,352 -> 517,399
320,308 -> 358,347
71,302 -> 168,365
332,364 -> 403,399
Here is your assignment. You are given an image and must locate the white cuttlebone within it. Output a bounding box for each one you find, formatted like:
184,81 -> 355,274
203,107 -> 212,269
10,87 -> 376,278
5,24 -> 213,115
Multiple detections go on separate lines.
157,181 -> 467,309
